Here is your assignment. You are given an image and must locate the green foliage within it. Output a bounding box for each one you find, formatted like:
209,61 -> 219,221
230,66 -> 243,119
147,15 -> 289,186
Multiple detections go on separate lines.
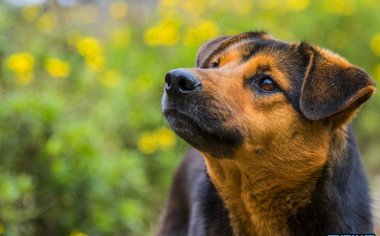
0,0 -> 379,235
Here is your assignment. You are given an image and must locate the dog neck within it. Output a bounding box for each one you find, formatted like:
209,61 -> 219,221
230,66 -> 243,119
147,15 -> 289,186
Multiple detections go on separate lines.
202,127 -> 346,236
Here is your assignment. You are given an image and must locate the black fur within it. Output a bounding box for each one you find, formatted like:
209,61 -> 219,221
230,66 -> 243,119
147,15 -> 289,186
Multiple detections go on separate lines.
156,149 -> 233,236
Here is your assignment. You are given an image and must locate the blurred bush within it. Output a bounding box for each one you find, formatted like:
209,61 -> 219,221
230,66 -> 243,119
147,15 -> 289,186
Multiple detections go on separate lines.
0,0 -> 379,235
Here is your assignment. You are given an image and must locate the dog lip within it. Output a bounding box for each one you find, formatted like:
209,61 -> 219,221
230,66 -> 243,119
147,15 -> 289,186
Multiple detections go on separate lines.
162,92 -> 243,158
162,106 -> 175,114
164,109 -> 209,138
162,99 -> 194,121
163,108 -> 243,158
163,109 -> 198,127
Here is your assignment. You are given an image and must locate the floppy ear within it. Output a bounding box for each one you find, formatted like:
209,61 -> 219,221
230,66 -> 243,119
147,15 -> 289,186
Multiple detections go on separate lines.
298,43 -> 376,124
196,36 -> 230,67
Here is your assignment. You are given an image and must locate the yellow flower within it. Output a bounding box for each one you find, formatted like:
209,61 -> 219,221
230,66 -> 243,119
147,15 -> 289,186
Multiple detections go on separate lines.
45,58 -> 71,78
100,70 -> 121,88
137,132 -> 158,154
76,37 -> 105,71
6,52 -> 35,85
144,19 -> 180,46
138,128 -> 176,154
156,128 -> 176,149
76,37 -> 103,57
370,33 -> 380,56
109,1 -> 128,20
183,21 -> 220,46
36,12 -> 55,32
21,5 -> 40,21
6,52 -> 35,74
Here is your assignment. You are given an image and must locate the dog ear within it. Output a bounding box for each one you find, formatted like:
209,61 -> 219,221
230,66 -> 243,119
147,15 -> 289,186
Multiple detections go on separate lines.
196,36 -> 230,67
298,43 -> 376,125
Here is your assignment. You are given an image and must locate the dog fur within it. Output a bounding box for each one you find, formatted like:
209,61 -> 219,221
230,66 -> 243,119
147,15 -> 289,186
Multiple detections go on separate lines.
158,31 -> 375,236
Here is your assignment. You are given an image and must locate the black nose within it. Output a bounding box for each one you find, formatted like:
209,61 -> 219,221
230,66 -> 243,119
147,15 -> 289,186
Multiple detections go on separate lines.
165,69 -> 201,96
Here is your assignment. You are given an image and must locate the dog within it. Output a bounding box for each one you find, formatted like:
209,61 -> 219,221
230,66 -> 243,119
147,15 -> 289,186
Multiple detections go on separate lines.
158,31 -> 376,236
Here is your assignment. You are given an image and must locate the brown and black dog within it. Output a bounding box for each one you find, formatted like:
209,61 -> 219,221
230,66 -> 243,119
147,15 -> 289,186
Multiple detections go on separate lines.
158,31 -> 375,236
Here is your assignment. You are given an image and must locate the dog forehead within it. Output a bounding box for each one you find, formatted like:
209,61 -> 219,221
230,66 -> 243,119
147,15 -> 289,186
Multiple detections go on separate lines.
200,32 -> 271,67
222,39 -> 304,87
206,37 -> 298,69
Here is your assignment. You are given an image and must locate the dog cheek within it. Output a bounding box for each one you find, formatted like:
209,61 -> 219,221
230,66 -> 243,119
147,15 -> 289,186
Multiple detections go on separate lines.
241,104 -> 297,149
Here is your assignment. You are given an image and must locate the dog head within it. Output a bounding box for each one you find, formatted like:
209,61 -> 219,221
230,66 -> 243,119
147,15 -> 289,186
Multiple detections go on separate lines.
162,32 -> 375,164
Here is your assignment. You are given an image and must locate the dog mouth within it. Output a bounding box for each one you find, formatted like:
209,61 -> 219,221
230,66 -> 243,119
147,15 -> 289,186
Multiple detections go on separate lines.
162,97 -> 243,158
164,109 -> 216,145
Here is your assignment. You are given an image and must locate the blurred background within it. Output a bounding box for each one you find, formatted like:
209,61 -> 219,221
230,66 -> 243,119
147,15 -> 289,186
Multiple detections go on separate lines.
0,0 -> 379,235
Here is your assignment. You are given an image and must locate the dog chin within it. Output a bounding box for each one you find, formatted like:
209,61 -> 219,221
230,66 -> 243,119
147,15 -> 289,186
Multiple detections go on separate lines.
163,109 -> 242,158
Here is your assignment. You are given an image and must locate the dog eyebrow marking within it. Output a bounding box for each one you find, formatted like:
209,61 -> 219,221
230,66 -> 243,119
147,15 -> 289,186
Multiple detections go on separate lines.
245,54 -> 292,90
242,43 -> 268,62
201,31 -> 272,68
218,48 -> 243,67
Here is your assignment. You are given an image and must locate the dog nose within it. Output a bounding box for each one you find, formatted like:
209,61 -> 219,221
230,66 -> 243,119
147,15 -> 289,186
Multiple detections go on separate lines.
165,69 -> 201,95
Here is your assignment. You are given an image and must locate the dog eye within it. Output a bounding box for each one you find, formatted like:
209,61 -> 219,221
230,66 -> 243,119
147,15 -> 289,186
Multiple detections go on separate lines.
259,78 -> 276,91
252,76 -> 279,93
210,61 -> 219,68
